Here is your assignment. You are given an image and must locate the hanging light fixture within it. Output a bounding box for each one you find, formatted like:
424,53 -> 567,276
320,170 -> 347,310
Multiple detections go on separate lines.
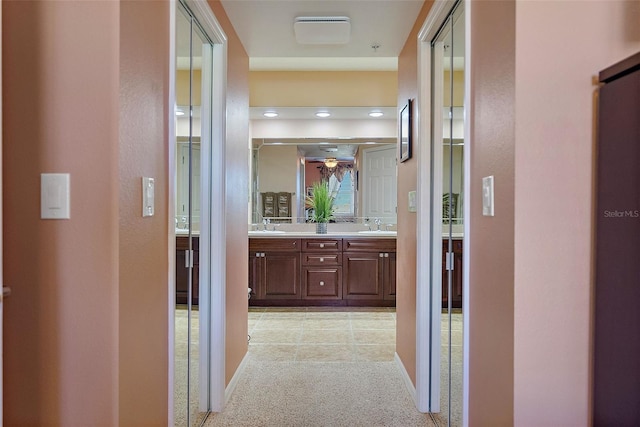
324,158 -> 338,168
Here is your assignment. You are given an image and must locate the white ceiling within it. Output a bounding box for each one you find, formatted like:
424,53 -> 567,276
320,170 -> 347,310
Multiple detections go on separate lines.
220,0 -> 426,71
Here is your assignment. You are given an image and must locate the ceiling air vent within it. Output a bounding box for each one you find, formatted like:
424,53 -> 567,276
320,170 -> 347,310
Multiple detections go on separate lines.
294,16 -> 351,45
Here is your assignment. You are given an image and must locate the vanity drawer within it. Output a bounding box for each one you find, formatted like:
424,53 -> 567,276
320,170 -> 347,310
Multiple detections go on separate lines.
302,239 -> 342,252
302,253 -> 342,266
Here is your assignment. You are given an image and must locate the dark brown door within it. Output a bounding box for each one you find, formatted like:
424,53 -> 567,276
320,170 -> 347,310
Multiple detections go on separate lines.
594,52 -> 640,426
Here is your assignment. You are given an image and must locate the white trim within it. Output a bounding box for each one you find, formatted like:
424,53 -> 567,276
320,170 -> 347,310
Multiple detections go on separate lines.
416,0 -> 467,417
198,43 -> 214,413
394,352 -> 417,406
184,0 -> 228,413
167,2 -> 177,425
224,352 -> 250,404
462,2 -> 472,426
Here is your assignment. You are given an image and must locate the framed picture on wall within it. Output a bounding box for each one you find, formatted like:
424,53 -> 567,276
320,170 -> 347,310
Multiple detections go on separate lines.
399,99 -> 412,162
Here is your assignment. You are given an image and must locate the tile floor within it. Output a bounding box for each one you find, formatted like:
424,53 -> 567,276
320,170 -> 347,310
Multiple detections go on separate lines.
248,307 -> 397,362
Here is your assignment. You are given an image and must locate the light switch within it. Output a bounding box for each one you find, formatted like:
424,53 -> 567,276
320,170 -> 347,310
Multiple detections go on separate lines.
41,173 -> 70,219
142,177 -> 155,217
408,190 -> 417,213
482,176 -> 494,216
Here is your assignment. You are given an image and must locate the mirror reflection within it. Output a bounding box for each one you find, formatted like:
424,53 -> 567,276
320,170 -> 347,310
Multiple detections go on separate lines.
250,138 -> 398,226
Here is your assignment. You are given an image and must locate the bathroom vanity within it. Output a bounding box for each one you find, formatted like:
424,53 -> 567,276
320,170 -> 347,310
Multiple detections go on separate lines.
249,234 -> 396,307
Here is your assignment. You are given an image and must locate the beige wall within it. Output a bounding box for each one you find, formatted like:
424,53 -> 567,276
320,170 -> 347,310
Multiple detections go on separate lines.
118,1 -> 170,425
257,145 -> 298,218
396,0 -> 434,386
3,1 -> 121,424
206,0 -> 250,386
513,2 -> 640,426
467,1 -> 516,424
3,0 -> 250,423
250,71 -> 397,107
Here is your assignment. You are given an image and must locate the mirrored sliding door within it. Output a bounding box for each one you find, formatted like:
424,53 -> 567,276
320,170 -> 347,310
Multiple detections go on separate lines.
175,2 -> 214,425
431,2 -> 465,425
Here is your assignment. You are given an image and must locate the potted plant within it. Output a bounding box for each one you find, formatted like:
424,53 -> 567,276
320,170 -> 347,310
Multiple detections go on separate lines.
306,180 -> 334,234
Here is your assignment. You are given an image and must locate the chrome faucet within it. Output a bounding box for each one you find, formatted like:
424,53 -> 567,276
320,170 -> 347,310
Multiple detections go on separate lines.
262,218 -> 270,231
374,218 -> 382,231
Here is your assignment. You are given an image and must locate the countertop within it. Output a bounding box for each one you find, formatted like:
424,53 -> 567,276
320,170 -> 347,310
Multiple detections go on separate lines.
178,230 -> 463,239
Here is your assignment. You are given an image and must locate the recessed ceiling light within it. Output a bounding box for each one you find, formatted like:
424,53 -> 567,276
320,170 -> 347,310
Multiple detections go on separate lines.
368,111 -> 384,118
365,141 -> 376,145
319,142 -> 329,145
263,111 -> 278,118
271,142 -> 283,145
315,111 -> 331,118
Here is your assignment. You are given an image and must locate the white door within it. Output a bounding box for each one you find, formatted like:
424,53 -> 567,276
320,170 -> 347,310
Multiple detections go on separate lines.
361,145 -> 397,223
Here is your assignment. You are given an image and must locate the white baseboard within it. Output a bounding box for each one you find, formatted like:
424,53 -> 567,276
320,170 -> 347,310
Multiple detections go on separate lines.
394,352 -> 417,407
225,352 -> 250,405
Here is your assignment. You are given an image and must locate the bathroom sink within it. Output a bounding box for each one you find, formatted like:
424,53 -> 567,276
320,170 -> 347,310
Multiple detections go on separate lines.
357,230 -> 397,236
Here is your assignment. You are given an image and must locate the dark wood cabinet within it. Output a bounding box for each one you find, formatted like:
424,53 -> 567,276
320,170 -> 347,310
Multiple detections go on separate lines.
249,238 -> 301,302
301,238 -> 342,300
176,235 -> 199,305
442,238 -> 463,309
343,238 -> 396,302
249,236 -> 396,306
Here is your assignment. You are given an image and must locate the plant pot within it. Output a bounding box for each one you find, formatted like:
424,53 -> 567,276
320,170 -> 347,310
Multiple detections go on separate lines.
316,222 -> 327,234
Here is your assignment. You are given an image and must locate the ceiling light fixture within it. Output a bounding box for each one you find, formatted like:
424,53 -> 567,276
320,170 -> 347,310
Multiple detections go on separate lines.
315,111 -> 331,118
324,158 -> 338,168
368,111 -> 384,118
263,111 -> 278,118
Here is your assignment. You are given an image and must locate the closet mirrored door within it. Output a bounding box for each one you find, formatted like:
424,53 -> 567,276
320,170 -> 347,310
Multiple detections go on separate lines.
431,1 -> 464,425
175,2 -> 212,425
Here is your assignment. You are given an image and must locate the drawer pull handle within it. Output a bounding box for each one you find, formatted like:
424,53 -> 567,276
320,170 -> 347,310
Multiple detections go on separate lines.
319,281 -> 325,286
319,243 -> 325,248
320,257 -> 324,262
379,253 -> 384,258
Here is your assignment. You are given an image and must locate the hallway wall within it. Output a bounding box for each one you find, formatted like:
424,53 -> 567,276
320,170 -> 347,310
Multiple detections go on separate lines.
514,2 -> 640,425
467,1 -> 516,424
396,0 -> 434,386
206,0 -> 250,386
3,1 -> 121,424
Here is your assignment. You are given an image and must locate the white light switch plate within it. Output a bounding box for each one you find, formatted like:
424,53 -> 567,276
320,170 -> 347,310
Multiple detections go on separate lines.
408,190 -> 417,212
41,173 -> 70,219
482,176 -> 494,216
142,177 -> 155,217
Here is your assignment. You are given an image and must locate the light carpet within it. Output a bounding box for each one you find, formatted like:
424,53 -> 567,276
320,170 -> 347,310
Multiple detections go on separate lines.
203,355 -> 435,427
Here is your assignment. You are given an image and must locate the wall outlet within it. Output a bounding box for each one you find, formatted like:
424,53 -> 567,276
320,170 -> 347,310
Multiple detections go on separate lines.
408,190 -> 417,213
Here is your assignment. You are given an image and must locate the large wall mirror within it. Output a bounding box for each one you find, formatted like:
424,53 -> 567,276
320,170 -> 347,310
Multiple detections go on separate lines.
250,137 -> 398,225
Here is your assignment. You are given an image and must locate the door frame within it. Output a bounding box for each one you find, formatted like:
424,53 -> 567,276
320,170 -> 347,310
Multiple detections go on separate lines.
169,0 -> 228,422
415,0 -> 470,419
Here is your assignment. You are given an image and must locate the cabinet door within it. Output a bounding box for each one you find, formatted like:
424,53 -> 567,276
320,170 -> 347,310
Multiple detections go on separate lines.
248,251 -> 263,301
383,252 -> 396,300
343,252 -> 383,299
263,252 -> 301,299
176,247 -> 189,305
451,241 -> 463,308
303,267 -> 342,299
